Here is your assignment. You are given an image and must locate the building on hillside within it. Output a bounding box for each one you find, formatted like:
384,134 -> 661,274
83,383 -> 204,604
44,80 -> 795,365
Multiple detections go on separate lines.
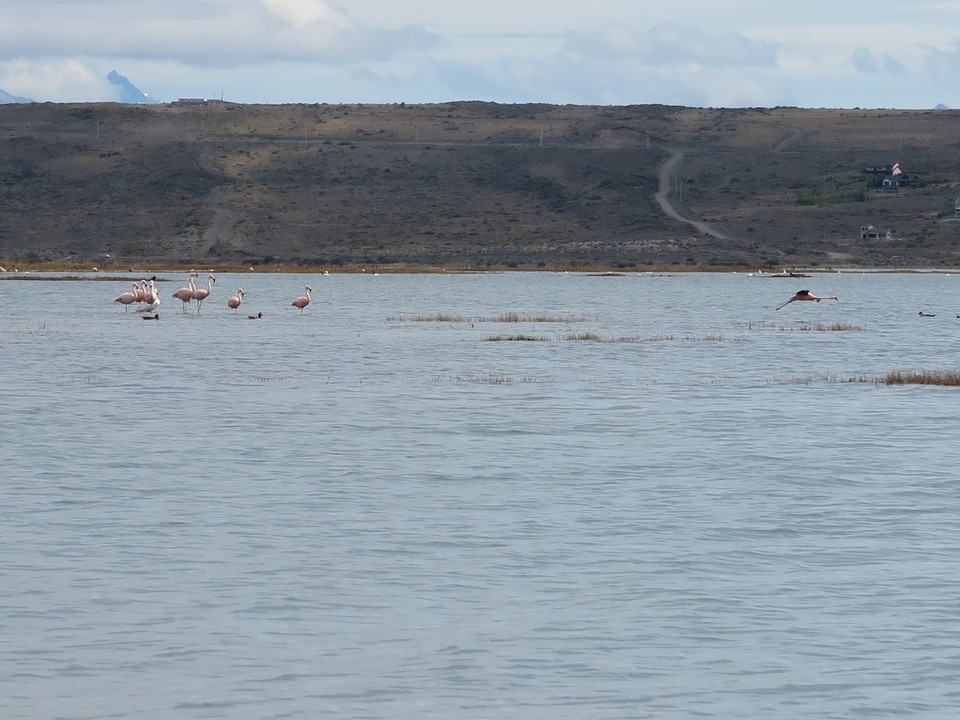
860,224 -> 893,241
863,163 -> 894,175
882,174 -> 918,189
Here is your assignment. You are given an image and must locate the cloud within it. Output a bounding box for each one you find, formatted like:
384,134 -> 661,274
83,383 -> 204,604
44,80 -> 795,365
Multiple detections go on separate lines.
0,0 -> 439,67
0,58 -> 117,102
851,48 -> 906,75
923,40 -> 960,84
564,22 -> 777,67
258,0 -> 350,30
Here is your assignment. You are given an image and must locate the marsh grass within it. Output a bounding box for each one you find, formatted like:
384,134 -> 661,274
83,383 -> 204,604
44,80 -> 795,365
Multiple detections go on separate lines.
3,322 -> 50,335
736,320 -> 865,332
485,334 -> 545,341
493,312 -> 590,323
773,370 -> 960,386
785,322 -> 866,332
388,313 -> 468,322
388,312 -> 590,323
483,331 -> 731,342
773,373 -> 871,385
643,333 -> 726,342
880,370 -> 960,386
447,374 -> 558,384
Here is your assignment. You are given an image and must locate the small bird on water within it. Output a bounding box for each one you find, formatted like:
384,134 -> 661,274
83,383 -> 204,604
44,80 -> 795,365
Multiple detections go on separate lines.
775,289 -> 839,311
919,311 -> 936,317
142,313 -> 159,320
247,312 -> 263,319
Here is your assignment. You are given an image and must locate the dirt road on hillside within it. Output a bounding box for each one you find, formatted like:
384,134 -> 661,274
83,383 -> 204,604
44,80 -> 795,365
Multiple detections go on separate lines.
655,150 -> 728,240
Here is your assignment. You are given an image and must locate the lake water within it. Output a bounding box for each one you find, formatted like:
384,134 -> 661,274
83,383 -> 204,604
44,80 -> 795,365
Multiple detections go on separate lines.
2,270 -> 960,719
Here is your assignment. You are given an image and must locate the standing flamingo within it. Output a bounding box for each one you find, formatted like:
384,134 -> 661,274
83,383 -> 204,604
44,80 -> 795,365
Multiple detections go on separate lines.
192,274 -> 216,314
134,276 -> 157,301
137,279 -> 160,313
172,273 -> 198,313
227,288 -> 245,312
291,285 -> 312,314
114,282 -> 139,312
775,289 -> 839,311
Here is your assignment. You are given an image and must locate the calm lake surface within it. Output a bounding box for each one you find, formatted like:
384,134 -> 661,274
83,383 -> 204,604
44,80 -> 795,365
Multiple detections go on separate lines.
2,270 -> 960,719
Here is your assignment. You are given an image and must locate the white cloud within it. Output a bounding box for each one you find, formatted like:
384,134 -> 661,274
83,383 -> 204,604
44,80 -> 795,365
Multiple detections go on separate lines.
0,58 -> 117,102
0,1 -> 438,67
564,22 -> 777,67
0,1 -> 957,107
258,0 -> 349,30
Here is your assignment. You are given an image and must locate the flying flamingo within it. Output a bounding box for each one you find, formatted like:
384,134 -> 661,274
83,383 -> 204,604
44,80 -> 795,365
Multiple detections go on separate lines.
114,282 -> 139,312
291,285 -> 312,314
172,273 -> 198,313
775,289 -> 839,311
227,288 -> 245,312
192,274 -> 216,314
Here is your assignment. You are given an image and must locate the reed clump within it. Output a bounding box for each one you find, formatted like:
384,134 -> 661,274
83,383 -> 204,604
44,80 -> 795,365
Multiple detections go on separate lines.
387,313 -> 467,322
786,322 -> 866,332
493,313 -> 589,323
643,333 -> 725,342
388,312 -> 589,323
880,370 -> 960,386
484,334 -> 544,341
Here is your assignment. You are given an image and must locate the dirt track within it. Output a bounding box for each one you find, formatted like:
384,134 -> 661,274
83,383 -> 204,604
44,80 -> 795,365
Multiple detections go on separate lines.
655,150 -> 728,240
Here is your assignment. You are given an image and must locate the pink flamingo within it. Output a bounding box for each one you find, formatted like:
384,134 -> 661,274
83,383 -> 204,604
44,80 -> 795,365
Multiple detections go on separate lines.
775,289 -> 838,311
291,285 -> 312,314
227,288 -> 245,312
192,274 -> 216,314
114,282 -> 139,312
137,279 -> 160,313
172,273 -> 198,313
134,275 -> 157,301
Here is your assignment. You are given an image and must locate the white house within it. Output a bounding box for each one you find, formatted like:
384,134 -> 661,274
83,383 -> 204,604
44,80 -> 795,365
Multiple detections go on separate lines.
860,224 -> 892,240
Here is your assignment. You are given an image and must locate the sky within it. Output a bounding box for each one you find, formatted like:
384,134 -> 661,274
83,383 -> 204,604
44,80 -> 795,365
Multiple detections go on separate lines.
1,0 -> 959,108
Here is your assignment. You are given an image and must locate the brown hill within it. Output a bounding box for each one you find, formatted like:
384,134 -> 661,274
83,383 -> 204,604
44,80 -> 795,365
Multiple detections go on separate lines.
1,101 -> 958,270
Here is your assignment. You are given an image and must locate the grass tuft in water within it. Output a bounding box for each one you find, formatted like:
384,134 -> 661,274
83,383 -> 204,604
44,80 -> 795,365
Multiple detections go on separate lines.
787,322 -> 866,332
493,312 -> 589,323
485,334 -> 544,341
387,313 -> 467,322
880,369 -> 960,386
388,312 -> 589,323
736,320 -> 866,332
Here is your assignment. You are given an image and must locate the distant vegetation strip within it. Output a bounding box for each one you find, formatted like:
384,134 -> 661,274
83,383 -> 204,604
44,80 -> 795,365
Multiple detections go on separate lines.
388,313 -> 592,323
880,369 -> 960,386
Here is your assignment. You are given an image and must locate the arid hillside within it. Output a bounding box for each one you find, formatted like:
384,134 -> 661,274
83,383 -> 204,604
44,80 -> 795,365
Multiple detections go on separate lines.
1,101 -> 958,269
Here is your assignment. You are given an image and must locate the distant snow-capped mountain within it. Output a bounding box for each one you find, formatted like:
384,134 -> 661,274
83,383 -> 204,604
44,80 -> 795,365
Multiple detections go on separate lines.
107,70 -> 158,104
0,88 -> 32,104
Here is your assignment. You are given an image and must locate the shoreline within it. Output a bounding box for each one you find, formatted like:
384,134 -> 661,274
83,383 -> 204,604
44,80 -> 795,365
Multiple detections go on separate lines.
3,261 -> 960,278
